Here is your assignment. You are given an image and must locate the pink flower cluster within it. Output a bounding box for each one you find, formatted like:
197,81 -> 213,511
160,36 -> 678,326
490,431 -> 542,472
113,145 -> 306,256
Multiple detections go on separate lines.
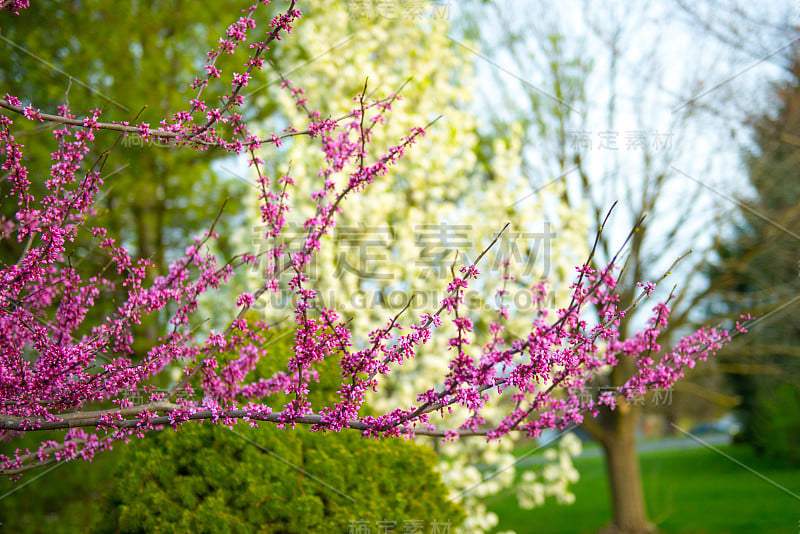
0,1 -> 746,477
1,0 -> 29,16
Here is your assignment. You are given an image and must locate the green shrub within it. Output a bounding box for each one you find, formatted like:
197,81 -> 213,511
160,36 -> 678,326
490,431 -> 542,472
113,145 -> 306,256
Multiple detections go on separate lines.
92,420 -> 462,534
92,330 -> 463,533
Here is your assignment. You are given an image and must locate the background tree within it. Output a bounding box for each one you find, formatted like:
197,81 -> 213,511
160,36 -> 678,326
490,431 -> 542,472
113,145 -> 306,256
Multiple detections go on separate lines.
705,49 -> 800,464
0,0 -> 266,353
0,5 -> 285,525
454,1 -> 772,531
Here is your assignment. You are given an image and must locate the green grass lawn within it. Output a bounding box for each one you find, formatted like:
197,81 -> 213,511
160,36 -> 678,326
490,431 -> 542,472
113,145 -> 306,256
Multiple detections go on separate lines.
487,444 -> 800,533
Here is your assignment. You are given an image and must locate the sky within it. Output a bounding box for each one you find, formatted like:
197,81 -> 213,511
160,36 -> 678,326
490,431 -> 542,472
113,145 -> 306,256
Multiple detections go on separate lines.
442,0 -> 799,328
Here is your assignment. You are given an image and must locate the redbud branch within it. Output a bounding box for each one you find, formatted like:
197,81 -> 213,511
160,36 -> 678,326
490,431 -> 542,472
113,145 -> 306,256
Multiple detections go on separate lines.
187,0 -> 298,136
0,99 -> 337,148
167,118 -> 431,402
365,222 -> 510,386
0,409 -> 493,438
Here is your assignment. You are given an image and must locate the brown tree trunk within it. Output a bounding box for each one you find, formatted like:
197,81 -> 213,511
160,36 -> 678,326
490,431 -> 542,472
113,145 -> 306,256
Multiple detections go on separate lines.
598,407 -> 653,534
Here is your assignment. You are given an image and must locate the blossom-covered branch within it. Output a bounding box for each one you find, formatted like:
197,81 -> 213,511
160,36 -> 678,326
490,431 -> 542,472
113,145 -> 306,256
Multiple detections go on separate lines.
0,0 -> 748,477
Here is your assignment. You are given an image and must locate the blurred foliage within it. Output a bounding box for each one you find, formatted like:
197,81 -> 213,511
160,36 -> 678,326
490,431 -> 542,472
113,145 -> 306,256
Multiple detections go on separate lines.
0,434 -> 123,533
0,0 -> 284,353
705,51 -> 800,461
751,382 -> 800,465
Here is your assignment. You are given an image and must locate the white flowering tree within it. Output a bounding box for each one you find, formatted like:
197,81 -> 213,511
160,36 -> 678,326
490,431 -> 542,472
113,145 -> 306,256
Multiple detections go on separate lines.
217,4 -> 590,531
